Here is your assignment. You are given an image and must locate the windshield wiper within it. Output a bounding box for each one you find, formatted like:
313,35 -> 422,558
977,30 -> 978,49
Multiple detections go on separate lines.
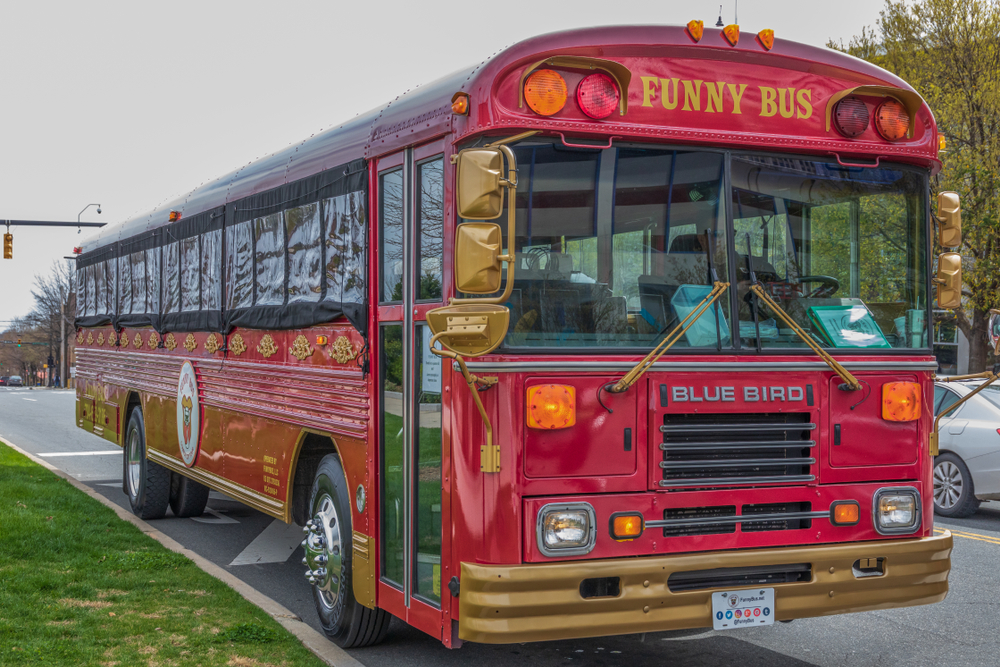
609,281 -> 730,394
748,283 -> 861,391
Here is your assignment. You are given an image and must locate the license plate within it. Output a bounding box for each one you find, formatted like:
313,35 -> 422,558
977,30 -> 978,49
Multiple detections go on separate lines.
711,588 -> 775,630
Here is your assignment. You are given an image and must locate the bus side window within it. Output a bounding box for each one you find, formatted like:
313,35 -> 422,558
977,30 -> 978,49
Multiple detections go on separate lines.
324,191 -> 367,306
163,241 -> 180,314
146,247 -> 160,315
225,221 -> 253,310
130,250 -> 147,315
254,213 -> 286,306
286,203 -> 322,303
180,236 -> 201,312
201,229 -> 222,311
119,254 -> 132,316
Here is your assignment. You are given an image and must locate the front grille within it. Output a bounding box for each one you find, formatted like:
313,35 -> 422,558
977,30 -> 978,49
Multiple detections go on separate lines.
667,563 -> 812,592
741,502 -> 813,532
660,412 -> 815,489
661,505 -> 737,537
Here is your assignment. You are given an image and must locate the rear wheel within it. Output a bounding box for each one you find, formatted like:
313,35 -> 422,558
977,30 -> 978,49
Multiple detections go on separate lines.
933,452 -> 981,518
169,473 -> 210,518
303,454 -> 390,648
123,409 -> 170,520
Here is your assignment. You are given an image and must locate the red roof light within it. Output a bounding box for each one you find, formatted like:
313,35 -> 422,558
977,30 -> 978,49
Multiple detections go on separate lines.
576,73 -> 619,119
833,97 -> 869,138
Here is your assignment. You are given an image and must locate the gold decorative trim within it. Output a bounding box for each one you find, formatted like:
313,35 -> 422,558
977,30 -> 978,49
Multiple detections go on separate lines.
183,333 -> 197,353
76,330 -> 84,345
148,331 -> 160,349
257,334 -> 278,358
205,333 -> 221,354
164,333 -> 177,351
86,331 -> 94,345
289,335 -> 314,361
230,333 -> 247,356
120,332 -> 129,349
331,336 -> 356,364
97,332 -> 105,346
133,333 -> 143,350
107,330 -> 117,347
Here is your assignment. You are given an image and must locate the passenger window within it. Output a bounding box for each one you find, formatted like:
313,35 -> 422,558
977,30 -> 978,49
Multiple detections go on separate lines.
118,255 -> 132,316
380,169 -> 404,303
105,258 -> 117,315
416,158 -> 443,301
201,229 -> 222,311
146,248 -> 161,314
163,242 -> 180,314
180,236 -> 200,312
254,213 -> 285,306
93,261 -> 106,316
286,203 -> 322,303
225,221 -> 254,310
130,251 -> 147,314
324,192 -> 367,306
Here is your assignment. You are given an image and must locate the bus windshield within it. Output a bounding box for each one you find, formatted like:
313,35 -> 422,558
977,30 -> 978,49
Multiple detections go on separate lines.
486,142 -> 928,351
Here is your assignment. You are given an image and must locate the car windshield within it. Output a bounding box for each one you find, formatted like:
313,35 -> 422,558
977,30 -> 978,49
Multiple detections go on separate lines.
469,142 -> 928,352
976,384 -> 1000,411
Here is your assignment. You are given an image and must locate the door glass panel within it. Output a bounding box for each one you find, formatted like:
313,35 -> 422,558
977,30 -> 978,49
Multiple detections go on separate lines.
381,324 -> 405,587
381,169 -> 404,303
414,323 -> 442,604
417,158 -> 444,301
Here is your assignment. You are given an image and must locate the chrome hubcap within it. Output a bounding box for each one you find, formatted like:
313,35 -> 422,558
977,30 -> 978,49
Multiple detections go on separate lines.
302,494 -> 342,610
126,428 -> 142,497
933,461 -> 964,509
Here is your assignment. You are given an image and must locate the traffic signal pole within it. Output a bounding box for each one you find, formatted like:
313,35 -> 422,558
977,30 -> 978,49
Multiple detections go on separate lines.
2,219 -> 106,260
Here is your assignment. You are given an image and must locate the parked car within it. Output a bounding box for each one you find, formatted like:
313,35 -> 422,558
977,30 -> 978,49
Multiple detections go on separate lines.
7,375 -> 23,387
0,376 -> 7,386
933,380 -> 1000,517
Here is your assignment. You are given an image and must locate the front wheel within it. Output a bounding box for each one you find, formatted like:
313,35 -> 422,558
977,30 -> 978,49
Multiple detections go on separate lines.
933,452 -> 981,518
123,409 -> 170,520
303,455 -> 390,648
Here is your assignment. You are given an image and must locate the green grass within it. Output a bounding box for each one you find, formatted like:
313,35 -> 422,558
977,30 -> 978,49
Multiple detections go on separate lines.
0,442 -> 325,667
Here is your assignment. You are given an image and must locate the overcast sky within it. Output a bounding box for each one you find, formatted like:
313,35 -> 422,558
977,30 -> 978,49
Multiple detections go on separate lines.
0,0 -> 885,326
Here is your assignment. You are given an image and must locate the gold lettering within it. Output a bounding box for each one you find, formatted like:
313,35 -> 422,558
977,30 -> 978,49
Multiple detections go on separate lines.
705,82 -> 726,113
660,77 -> 679,110
796,89 -> 813,119
263,455 -> 277,464
681,80 -> 702,111
759,86 -> 778,117
727,83 -> 747,114
264,485 -> 279,496
641,77 -> 659,107
778,88 -> 796,118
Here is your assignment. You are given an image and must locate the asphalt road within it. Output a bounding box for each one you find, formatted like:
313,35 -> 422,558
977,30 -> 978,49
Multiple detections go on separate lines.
3,386 -> 1000,666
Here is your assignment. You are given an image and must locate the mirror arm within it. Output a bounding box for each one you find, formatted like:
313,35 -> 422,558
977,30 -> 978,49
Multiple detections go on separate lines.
930,372 -> 1000,456
429,333 -> 494,453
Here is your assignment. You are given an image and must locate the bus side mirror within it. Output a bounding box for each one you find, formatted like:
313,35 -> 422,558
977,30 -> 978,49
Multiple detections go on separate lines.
426,304 -> 510,357
455,222 -> 502,294
937,191 -> 961,248
935,252 -> 962,309
456,148 -> 504,220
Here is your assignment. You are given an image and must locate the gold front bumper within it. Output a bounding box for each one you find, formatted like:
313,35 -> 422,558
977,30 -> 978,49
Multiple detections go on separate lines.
459,531 -> 952,644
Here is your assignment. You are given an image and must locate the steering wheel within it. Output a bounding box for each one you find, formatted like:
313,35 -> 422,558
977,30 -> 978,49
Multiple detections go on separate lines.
798,275 -> 840,298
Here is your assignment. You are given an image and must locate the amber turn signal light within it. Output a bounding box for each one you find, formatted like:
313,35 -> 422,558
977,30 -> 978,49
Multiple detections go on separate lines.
830,501 -> 860,526
874,97 -> 910,141
451,92 -> 469,116
524,69 -> 568,116
686,20 -> 704,42
169,210 -> 182,222
722,24 -> 740,47
882,382 -> 921,422
527,384 -> 576,430
757,28 -> 774,50
610,512 -> 644,540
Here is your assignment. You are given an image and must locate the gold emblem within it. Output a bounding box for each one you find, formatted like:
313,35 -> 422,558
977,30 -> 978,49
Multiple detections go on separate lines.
120,332 -> 129,349
107,330 -> 117,347
184,334 -> 197,353
76,330 -> 84,345
289,335 -> 314,361
86,331 -> 94,345
133,333 -> 143,349
164,333 -> 177,351
97,332 -> 105,346
230,333 -> 247,356
148,331 -> 160,349
257,334 -> 278,358
205,333 -> 221,354
331,336 -> 356,364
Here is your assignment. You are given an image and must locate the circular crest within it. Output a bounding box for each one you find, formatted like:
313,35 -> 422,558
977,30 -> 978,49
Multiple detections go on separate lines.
176,360 -> 200,467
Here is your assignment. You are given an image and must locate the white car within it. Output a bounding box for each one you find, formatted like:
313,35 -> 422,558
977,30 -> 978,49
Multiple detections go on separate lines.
933,381 -> 1000,517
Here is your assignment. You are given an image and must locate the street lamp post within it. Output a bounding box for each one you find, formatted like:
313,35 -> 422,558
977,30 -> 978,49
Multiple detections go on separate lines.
77,203 -> 102,234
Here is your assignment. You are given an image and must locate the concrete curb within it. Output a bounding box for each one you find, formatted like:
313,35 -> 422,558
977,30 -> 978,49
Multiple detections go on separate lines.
0,435 -> 365,667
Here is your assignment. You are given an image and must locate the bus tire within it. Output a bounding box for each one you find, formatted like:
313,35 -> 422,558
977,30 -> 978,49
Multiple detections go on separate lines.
305,454 -> 390,648
169,473 -> 210,518
123,409 -> 170,520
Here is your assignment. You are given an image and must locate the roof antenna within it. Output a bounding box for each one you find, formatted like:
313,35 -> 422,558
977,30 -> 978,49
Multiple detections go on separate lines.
735,0 -> 738,24
716,5 -> 724,27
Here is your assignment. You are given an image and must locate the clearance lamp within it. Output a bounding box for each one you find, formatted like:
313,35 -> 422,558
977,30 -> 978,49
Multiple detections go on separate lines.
686,20 -> 704,42
523,69 -> 568,116
882,382 -> 921,422
527,384 -> 576,430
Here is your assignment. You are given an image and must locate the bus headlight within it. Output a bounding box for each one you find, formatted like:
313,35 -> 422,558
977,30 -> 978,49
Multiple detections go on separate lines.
873,487 -> 921,534
537,503 -> 596,557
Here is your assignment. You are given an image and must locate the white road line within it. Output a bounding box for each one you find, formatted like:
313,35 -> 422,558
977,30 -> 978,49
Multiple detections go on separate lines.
22,398 -> 37,402
37,450 -> 122,457
190,507 -> 240,525
229,518 -> 303,566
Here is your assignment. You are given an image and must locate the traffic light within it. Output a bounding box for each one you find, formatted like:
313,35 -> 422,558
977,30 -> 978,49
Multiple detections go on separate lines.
3,233 -> 11,259
17,338 -> 21,347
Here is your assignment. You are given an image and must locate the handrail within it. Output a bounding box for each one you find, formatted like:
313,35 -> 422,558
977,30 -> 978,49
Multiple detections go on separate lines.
749,284 -> 861,391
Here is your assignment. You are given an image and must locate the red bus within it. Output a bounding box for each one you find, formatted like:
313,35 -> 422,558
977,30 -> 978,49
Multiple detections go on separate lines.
75,23 -> 957,649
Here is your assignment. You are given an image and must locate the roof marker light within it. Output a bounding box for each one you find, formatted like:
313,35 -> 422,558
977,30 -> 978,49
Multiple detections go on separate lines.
686,20 -> 704,42
758,28 -> 774,50
577,73 -> 620,119
169,211 -> 182,222
874,98 -> 910,141
524,69 -> 568,116
833,97 -> 869,138
451,92 -> 469,116
723,24 -> 740,46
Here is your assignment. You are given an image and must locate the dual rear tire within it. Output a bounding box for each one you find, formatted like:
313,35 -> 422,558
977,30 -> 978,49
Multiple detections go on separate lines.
123,408 -> 209,520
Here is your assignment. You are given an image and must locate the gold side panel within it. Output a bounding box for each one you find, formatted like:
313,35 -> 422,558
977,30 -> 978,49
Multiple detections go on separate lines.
352,531 -> 376,609
459,532 -> 952,644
